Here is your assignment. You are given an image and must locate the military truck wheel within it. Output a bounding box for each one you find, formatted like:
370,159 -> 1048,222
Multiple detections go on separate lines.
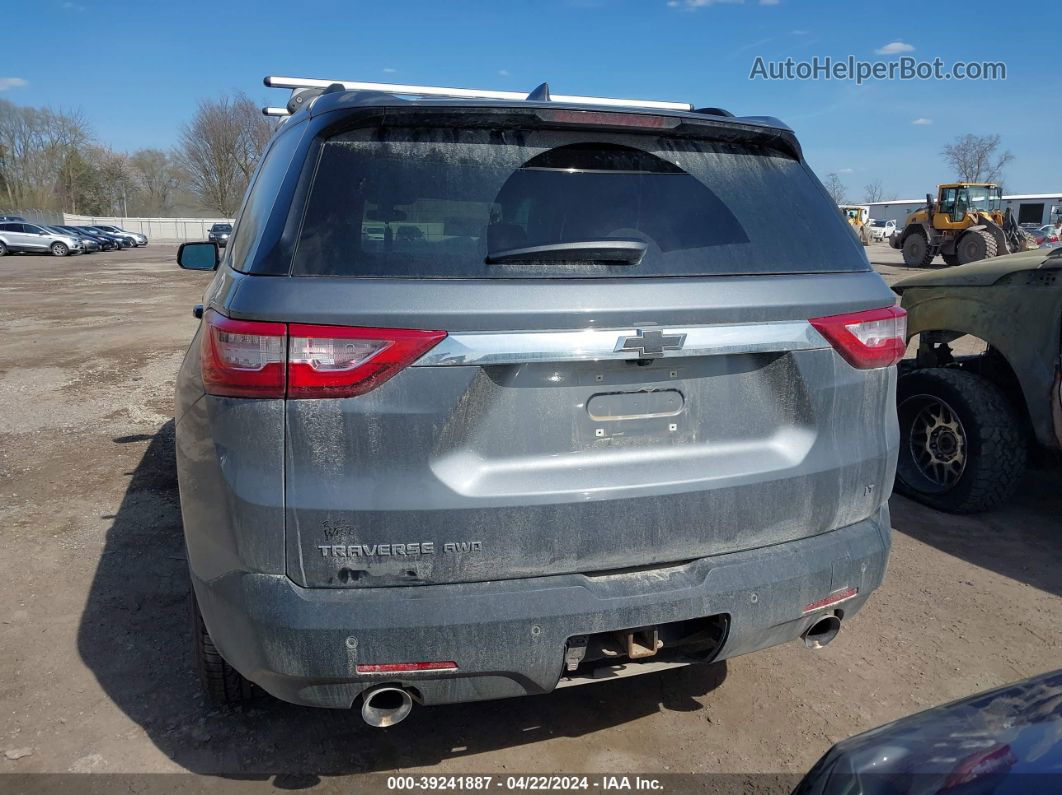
896,368 -> 1026,513
955,230 -> 996,264
902,232 -> 934,267
941,253 -> 961,266
191,589 -> 255,705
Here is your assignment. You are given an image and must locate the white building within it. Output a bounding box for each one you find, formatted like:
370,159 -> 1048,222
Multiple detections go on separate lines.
867,193 -> 1062,227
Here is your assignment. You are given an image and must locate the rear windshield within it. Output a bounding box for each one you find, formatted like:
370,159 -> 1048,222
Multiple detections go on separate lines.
292,126 -> 866,278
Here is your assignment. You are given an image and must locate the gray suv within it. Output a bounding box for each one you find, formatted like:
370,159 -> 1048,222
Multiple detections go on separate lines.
0,221 -> 83,256
175,77 -> 904,725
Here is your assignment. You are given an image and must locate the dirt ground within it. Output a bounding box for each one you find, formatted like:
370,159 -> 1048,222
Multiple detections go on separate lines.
1,243 -> 1059,787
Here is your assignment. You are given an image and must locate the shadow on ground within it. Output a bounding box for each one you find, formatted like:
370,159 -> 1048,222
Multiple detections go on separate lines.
77,421 -> 729,780
890,466 -> 1062,597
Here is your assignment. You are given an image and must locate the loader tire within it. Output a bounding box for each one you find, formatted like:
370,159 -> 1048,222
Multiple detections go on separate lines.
902,231 -> 934,267
896,368 -> 1027,514
191,589 -> 255,705
941,253 -> 961,266
955,230 -> 996,264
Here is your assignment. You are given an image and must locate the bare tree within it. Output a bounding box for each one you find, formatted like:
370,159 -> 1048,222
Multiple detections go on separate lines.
177,92 -> 273,215
863,180 -> 884,203
822,172 -> 848,205
128,149 -> 182,215
0,99 -> 93,210
941,134 -> 1013,185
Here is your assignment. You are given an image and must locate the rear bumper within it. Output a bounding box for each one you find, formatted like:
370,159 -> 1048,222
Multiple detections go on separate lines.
192,506 -> 891,709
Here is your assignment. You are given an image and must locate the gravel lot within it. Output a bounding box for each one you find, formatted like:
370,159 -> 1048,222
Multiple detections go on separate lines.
1,243 -> 1059,787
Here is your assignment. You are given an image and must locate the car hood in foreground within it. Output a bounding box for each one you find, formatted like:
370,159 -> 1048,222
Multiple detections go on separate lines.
797,669 -> 1062,793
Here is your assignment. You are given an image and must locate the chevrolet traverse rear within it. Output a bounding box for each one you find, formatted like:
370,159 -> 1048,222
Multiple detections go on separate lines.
174,76 -> 903,723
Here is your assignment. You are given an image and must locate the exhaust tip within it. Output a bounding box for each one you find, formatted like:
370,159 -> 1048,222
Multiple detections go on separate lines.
361,685 -> 413,728
802,614 -> 842,649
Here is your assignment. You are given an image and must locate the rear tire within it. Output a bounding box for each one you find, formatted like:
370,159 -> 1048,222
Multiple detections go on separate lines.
0,241 -> 7,256
896,368 -> 1026,513
941,253 -> 961,266
50,242 -> 69,257
191,589 -> 254,705
955,230 -> 996,264
902,231 -> 934,267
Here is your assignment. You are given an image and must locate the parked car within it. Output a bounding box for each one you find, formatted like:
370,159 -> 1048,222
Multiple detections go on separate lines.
868,218 -> 897,242
1033,224 -> 1060,245
76,226 -> 132,249
56,225 -> 119,251
174,76 -> 904,724
207,222 -> 232,247
45,225 -> 99,253
797,669 -> 1062,793
0,214 -> 27,222
893,247 -> 1062,512
0,221 -> 83,256
91,224 -> 147,247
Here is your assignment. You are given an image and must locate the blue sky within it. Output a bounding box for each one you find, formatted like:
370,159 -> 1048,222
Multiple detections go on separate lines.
5,0 -> 1056,198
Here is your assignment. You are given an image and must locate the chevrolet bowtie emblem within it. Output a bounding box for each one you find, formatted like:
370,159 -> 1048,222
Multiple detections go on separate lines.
615,329 -> 687,358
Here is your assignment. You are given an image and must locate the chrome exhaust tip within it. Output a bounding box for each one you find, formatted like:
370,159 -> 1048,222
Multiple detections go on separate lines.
802,614 -> 842,649
360,685 -> 414,728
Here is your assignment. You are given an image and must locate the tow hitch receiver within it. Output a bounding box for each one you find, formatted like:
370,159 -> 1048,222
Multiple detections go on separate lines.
617,627 -> 662,659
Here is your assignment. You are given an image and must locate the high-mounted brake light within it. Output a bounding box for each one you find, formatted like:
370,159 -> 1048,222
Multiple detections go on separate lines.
288,325 -> 447,399
200,311 -> 446,399
537,109 -> 678,129
810,307 -> 907,369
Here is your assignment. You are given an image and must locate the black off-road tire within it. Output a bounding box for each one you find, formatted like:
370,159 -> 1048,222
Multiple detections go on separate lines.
902,231 -> 935,267
941,253 -> 961,267
955,230 -> 997,264
896,368 -> 1027,513
191,589 -> 254,705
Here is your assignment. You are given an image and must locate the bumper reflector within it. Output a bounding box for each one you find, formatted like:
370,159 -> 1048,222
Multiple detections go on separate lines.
356,661 -> 458,674
802,586 -> 859,614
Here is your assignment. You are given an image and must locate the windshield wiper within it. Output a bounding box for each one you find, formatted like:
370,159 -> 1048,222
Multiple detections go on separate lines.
485,239 -> 647,265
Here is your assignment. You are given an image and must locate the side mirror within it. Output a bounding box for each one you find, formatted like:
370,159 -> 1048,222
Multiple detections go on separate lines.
177,241 -> 219,271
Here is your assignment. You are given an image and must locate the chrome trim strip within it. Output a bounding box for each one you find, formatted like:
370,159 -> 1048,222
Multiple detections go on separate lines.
413,321 -> 828,367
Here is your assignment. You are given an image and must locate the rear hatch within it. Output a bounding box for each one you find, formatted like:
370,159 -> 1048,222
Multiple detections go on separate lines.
231,114 -> 898,588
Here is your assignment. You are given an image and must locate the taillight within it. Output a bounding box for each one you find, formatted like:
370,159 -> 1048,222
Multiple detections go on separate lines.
810,306 -> 907,369
200,311 -> 446,399
201,311 -> 286,398
288,325 -> 447,399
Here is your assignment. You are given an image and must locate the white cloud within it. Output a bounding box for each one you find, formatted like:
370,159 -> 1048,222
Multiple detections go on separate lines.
790,29 -> 809,35
498,69 -> 511,77
382,68 -> 397,74
875,41 -> 915,55
837,168 -> 855,174
912,117 -> 933,125
759,0 -> 780,5
0,77 -> 28,91
669,0 -> 745,8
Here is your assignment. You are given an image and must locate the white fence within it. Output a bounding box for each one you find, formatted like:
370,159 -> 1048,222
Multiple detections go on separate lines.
63,214 -> 234,243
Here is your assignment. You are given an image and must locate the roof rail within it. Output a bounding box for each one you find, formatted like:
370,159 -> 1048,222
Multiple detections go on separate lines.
261,75 -> 694,116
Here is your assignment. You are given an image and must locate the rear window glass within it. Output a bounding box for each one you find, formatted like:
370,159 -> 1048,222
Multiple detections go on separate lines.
291,126 -> 866,278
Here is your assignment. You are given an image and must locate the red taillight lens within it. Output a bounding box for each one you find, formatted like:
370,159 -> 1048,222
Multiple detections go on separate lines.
288,325 -> 447,399
201,311 -> 286,398
200,312 -> 446,399
810,306 -> 907,369
802,586 -> 859,614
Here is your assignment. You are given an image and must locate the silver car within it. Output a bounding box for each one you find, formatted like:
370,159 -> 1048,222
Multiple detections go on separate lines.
174,77 -> 904,726
0,221 -> 83,256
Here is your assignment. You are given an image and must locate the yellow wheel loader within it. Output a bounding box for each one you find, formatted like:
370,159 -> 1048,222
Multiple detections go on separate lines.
896,183 -> 1035,268
839,204 -> 872,246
